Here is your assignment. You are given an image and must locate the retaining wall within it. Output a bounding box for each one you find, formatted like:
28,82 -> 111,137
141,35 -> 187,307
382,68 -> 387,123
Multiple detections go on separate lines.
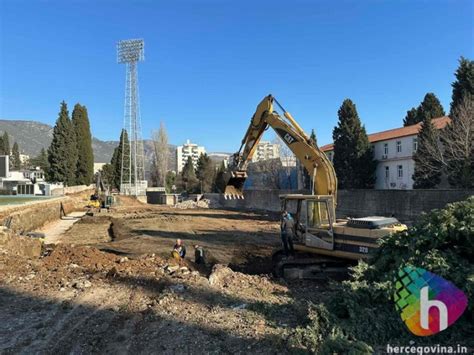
0,189 -> 93,233
204,189 -> 473,223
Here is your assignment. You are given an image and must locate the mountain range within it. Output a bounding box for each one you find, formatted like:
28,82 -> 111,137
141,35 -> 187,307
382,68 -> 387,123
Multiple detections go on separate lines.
0,119 -> 177,169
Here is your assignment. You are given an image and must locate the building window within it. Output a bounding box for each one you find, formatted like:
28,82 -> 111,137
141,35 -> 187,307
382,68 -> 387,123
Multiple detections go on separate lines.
397,165 -> 403,178
385,166 -> 389,179
384,143 -> 388,155
413,138 -> 418,152
396,141 -> 402,153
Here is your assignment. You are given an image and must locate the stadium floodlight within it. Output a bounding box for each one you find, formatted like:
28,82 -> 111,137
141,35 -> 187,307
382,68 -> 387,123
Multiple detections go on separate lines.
117,39 -> 146,196
117,39 -> 144,63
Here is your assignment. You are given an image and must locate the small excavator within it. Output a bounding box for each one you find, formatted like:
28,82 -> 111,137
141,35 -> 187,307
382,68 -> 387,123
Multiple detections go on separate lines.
223,95 -> 406,278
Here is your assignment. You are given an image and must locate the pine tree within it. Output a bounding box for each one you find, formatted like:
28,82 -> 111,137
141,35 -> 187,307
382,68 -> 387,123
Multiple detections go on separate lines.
181,156 -> 198,193
10,142 -> 21,170
0,136 -> 3,155
196,153 -> 215,193
403,108 -> 419,126
110,129 -> 131,190
72,104 -> 94,185
30,148 -> 49,173
412,115 -> 443,188
419,93 -> 445,120
332,99 -> 376,189
450,57 -> 474,115
48,101 -> 78,185
403,93 -> 445,126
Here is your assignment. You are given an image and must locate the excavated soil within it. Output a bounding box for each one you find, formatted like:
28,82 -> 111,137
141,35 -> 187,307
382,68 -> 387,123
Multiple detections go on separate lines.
0,202 -> 327,353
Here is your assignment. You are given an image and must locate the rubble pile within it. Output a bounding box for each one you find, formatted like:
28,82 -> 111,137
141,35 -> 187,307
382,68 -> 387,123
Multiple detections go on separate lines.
174,198 -> 214,209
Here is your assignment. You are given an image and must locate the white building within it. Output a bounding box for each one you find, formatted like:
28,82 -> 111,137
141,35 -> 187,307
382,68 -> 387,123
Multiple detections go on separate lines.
176,139 -> 206,172
251,141 -> 280,163
321,117 -> 450,190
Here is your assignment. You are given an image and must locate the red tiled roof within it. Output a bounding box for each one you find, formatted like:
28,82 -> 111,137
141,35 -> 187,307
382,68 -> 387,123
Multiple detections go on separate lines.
320,116 -> 451,152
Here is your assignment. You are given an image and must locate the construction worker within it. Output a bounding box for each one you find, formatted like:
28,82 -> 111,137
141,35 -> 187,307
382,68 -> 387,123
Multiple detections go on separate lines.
171,239 -> 186,260
194,244 -> 205,265
281,210 -> 295,257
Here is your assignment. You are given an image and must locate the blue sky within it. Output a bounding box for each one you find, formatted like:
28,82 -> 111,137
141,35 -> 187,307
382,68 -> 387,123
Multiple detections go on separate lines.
0,0 -> 472,152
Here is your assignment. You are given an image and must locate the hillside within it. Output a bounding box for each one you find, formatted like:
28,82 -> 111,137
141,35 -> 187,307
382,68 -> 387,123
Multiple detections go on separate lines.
0,119 -> 176,169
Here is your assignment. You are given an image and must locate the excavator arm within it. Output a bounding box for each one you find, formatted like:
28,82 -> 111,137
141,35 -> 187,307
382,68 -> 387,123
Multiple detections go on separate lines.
224,95 -> 337,204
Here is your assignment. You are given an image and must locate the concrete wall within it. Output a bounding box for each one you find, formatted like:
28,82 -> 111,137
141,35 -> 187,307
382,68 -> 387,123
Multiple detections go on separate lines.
336,189 -> 473,223
0,189 -> 93,233
204,189 -> 473,223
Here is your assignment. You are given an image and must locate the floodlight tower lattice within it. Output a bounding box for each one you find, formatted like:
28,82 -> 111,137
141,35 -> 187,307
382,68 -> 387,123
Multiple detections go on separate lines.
117,39 -> 146,196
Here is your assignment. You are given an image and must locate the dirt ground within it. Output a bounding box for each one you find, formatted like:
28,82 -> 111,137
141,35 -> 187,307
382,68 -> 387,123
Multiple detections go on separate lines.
0,199 -> 327,354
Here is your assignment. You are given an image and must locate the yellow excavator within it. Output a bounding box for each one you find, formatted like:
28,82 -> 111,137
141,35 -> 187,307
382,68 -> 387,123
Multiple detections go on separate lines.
224,95 -> 406,278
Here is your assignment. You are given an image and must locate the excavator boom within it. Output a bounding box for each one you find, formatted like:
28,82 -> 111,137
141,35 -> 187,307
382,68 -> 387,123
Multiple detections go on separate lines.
223,95 -> 337,203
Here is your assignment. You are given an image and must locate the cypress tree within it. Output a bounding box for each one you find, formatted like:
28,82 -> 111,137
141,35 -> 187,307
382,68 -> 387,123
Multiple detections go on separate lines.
110,129 -> 131,190
11,142 -> 21,170
412,116 -> 443,188
72,104 -> 94,185
48,101 -> 78,185
2,132 -> 10,155
450,57 -> 474,116
332,99 -> 376,189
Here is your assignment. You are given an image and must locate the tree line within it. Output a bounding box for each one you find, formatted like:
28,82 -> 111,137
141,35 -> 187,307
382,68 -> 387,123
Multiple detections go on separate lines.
329,56 -> 473,189
100,122 -> 225,194
24,101 -> 95,185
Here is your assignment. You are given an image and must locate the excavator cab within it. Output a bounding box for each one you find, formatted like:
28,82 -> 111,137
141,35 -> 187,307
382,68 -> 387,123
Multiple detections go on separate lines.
281,194 -> 336,252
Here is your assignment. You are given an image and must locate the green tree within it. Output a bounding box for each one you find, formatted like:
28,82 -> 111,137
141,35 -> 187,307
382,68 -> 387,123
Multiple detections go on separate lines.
450,57 -> 474,115
403,93 -> 445,126
110,129 -> 131,190
30,148 -> 49,173
403,107 -> 419,126
47,101 -> 78,185
412,115 -> 443,188
196,153 -> 215,193
10,142 -> 21,170
100,163 -> 115,188
180,156 -> 199,193
332,99 -> 376,189
72,104 -> 94,185
165,171 -> 176,193
2,132 -> 10,156
0,135 -> 3,155
213,161 -> 226,192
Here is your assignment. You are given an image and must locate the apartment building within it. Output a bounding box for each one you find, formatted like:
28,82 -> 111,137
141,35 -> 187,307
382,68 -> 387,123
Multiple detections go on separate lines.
176,139 -> 206,172
321,117 -> 450,189
251,141 -> 280,162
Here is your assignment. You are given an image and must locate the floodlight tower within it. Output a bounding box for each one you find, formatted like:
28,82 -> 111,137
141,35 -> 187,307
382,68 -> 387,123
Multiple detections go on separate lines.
117,39 -> 146,196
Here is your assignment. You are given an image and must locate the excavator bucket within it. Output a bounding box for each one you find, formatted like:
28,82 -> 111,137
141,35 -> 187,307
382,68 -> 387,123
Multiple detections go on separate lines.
223,170 -> 247,199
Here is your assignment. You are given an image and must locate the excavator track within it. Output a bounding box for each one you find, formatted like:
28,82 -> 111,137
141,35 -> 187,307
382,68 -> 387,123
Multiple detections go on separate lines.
272,250 -> 355,280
